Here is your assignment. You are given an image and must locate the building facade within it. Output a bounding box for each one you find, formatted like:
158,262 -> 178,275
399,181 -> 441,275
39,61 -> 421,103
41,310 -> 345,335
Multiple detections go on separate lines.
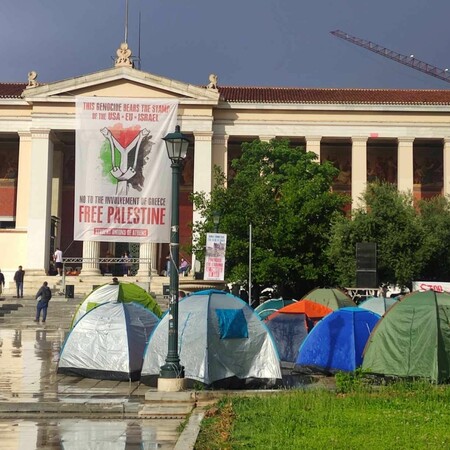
2,50 -> 450,284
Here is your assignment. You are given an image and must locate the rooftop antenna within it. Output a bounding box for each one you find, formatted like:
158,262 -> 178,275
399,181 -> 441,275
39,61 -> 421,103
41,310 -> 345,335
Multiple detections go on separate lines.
124,0 -> 129,44
137,10 -> 141,69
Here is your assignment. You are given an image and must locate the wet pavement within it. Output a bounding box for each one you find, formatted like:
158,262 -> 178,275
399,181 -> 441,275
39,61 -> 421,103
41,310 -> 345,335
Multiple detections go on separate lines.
0,419 -> 181,449
0,295 -> 183,450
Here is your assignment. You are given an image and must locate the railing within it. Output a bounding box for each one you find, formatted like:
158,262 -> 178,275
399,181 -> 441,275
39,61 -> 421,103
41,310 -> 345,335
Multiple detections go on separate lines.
60,257 -> 151,294
345,287 -> 380,304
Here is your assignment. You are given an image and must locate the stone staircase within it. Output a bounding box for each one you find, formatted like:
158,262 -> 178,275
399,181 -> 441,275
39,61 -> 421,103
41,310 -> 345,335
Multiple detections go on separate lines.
3,274 -> 226,300
4,275 -> 171,298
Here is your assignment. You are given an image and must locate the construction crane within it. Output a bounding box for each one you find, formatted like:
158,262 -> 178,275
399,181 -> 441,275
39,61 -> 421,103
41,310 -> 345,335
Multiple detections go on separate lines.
331,29 -> 450,84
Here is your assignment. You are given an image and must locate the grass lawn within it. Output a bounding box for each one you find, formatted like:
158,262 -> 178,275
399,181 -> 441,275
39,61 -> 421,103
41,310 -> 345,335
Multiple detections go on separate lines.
195,380 -> 450,449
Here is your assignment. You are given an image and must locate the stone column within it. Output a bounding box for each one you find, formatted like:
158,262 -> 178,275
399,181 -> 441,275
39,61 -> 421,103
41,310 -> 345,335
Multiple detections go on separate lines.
136,242 -> 155,278
443,138 -> 450,196
397,138 -> 414,193
80,241 -> 101,276
351,137 -> 368,210
26,129 -> 54,275
306,136 -> 321,162
16,132 -> 32,229
192,131 -> 213,274
212,134 -> 229,180
51,146 -> 64,224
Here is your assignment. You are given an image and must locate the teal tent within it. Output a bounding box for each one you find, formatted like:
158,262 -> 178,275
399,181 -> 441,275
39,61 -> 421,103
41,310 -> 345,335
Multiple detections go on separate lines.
362,290 -> 450,383
254,298 -> 296,320
358,296 -> 398,316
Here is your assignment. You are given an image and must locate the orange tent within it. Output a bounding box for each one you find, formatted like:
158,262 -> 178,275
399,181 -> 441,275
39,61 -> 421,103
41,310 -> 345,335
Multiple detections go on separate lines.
268,299 -> 332,322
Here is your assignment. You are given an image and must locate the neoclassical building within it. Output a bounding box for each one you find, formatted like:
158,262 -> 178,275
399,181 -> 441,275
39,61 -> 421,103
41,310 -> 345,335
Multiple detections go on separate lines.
2,44 -> 450,289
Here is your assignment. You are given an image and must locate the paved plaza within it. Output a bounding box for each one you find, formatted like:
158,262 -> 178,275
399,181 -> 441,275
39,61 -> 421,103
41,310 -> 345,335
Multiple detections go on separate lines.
0,293 -> 188,450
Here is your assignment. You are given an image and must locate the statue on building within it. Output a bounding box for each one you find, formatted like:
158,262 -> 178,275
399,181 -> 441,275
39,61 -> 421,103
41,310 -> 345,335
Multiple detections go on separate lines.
207,74 -> 218,90
26,71 -> 39,88
115,43 -> 133,67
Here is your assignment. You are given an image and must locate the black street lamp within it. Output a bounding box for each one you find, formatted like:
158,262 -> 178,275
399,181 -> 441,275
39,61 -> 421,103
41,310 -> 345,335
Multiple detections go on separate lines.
213,210 -> 221,233
159,125 -> 189,385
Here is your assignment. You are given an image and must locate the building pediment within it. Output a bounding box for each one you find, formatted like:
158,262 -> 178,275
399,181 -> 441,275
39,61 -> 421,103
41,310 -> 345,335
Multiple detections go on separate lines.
21,66 -> 220,105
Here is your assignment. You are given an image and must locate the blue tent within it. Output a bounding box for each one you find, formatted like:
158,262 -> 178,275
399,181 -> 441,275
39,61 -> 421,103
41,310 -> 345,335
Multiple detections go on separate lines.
296,307 -> 380,372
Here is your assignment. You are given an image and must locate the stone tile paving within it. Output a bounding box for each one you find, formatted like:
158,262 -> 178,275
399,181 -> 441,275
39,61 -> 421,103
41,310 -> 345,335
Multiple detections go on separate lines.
0,294 -> 183,449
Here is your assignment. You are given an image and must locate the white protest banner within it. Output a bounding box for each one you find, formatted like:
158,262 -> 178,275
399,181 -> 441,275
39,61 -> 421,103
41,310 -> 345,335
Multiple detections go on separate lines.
412,281 -> 450,293
204,233 -> 227,281
74,97 -> 178,242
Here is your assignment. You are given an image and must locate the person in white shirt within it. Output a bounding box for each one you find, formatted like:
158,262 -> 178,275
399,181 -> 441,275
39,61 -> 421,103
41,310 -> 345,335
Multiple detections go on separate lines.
53,248 -> 63,276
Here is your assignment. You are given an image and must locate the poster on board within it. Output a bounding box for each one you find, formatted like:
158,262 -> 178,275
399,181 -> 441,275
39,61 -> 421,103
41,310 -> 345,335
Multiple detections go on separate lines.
74,97 -> 178,242
204,233 -> 227,281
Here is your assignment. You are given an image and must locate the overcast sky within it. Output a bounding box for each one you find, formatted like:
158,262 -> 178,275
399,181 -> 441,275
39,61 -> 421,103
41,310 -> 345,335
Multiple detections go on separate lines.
2,0 -> 450,89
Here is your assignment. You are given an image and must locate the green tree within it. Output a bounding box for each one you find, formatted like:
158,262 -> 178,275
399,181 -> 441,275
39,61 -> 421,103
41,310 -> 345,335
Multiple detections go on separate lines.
418,195 -> 450,281
191,139 -> 348,297
328,182 -> 427,288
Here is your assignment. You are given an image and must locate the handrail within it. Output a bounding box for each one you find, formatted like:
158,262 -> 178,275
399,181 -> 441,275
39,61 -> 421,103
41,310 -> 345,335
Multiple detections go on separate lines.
60,257 -> 152,295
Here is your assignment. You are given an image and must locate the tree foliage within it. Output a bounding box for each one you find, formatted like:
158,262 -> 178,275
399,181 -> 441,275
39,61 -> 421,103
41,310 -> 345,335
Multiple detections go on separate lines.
328,181 -> 450,288
418,195 -> 450,281
190,139 -> 348,297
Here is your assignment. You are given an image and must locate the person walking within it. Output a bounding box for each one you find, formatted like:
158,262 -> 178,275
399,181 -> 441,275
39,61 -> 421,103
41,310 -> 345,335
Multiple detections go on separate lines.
34,281 -> 52,324
165,252 -> 171,277
124,251 -> 132,276
0,268 -> 5,299
53,248 -> 63,276
14,265 -> 25,298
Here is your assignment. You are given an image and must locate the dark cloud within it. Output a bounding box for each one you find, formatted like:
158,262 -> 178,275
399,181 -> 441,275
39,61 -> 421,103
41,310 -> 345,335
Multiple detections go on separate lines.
2,0 -> 450,88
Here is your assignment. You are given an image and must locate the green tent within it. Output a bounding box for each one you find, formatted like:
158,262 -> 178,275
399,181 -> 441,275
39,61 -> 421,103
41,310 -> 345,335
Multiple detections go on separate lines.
71,281 -> 162,327
362,290 -> 450,383
301,288 -> 354,310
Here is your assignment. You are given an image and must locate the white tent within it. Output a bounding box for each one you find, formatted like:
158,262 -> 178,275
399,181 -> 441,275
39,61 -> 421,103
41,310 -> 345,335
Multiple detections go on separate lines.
141,289 -> 281,386
58,302 -> 159,381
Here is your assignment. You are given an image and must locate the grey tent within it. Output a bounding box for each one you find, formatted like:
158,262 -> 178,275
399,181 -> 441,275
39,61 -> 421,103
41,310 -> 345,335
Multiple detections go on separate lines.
58,301 -> 160,381
141,289 -> 281,387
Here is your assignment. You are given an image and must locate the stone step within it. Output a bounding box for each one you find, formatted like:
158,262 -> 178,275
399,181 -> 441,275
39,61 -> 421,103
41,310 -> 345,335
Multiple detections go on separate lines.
0,296 -> 169,320
145,391 -> 195,403
138,403 -> 195,418
2,274 -> 215,299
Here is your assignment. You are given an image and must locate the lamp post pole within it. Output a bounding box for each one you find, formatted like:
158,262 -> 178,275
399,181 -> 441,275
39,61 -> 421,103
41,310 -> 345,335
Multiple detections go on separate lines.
159,125 -> 189,390
159,157 -> 184,380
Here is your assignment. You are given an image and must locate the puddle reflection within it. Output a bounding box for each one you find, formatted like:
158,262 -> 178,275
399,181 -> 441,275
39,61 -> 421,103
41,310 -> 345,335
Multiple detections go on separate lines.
0,329 -> 65,398
1,419 -> 175,449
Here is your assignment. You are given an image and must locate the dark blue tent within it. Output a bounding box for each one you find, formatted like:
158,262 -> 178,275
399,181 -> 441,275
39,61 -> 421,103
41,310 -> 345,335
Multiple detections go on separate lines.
265,312 -> 312,363
296,307 -> 380,372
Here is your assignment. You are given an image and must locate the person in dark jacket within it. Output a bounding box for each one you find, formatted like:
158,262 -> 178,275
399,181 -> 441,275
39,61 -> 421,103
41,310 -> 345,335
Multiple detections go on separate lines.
0,268 -> 5,299
14,265 -> 25,298
34,281 -> 52,324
